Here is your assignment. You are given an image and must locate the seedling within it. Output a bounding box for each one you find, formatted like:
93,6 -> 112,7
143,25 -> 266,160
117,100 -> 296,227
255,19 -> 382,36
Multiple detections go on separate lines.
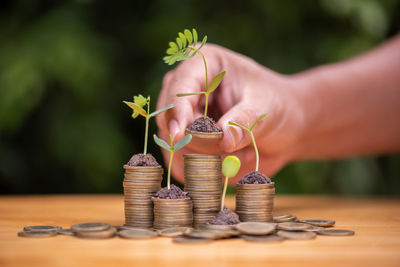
153,134 -> 192,189
123,94 -> 173,155
228,113 -> 267,172
221,156 -> 241,211
163,28 -> 226,120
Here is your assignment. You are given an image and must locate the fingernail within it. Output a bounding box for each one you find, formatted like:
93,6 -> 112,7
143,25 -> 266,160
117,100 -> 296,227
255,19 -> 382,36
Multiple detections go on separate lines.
169,119 -> 180,137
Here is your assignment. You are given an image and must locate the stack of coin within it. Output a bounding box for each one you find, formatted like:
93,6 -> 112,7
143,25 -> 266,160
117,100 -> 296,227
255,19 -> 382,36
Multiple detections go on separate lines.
123,165 -> 163,228
152,198 -> 193,230
183,154 -> 222,228
235,183 -> 275,222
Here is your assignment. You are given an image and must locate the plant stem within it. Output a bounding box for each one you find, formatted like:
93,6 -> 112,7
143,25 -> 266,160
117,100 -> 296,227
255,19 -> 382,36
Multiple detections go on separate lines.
188,47 -> 208,119
167,151 -> 174,190
250,131 -> 259,172
221,176 -> 229,211
204,93 -> 209,119
144,116 -> 149,155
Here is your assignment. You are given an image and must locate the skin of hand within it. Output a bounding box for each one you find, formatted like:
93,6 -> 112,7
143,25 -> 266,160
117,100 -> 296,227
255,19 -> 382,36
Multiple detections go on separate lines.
156,44 -> 307,183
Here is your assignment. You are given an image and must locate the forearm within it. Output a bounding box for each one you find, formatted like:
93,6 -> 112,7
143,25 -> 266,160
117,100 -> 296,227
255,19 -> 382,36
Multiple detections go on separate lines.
291,35 -> 400,160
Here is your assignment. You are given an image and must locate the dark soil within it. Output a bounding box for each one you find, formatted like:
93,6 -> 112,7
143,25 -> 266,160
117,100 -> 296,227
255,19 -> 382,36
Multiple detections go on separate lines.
237,171 -> 272,184
153,184 -> 190,199
209,207 -> 240,225
127,153 -> 160,167
188,116 -> 222,133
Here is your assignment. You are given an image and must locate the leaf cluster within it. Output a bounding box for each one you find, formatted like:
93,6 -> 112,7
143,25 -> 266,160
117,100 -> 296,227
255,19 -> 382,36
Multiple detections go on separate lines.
176,71 -> 226,98
153,134 -> 192,153
163,29 -> 207,65
228,113 -> 267,132
123,95 -> 173,119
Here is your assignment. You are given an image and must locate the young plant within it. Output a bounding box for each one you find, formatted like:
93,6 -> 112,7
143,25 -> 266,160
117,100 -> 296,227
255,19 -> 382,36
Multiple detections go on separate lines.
163,28 -> 226,120
228,113 -> 267,172
123,94 -> 173,155
153,134 -> 192,189
221,156 -> 241,211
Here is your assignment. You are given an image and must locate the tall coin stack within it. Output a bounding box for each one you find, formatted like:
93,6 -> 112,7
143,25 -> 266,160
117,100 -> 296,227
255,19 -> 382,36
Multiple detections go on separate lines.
235,183 -> 275,222
152,198 -> 193,230
183,154 -> 222,228
123,165 -> 163,228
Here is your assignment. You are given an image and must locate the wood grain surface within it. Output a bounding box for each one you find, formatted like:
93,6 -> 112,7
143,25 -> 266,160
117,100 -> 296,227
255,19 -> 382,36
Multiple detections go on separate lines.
0,195 -> 399,267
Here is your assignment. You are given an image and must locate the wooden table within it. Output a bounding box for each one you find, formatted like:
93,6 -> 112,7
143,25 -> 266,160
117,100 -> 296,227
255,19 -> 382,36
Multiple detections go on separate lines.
0,195 -> 399,267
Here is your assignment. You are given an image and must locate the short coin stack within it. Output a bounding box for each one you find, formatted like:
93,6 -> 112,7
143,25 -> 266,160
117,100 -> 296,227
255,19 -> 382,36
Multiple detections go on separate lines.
236,183 -> 275,222
183,154 -> 222,228
123,165 -> 163,228
152,198 -> 193,230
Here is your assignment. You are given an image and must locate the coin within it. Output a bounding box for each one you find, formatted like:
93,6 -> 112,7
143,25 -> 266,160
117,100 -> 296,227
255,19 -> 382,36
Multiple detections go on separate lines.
119,229 -> 158,239
235,222 -> 276,235
76,227 -> 117,239
277,222 -> 312,231
299,219 -> 335,227
159,227 -> 192,237
273,214 -> 297,223
184,229 -> 228,240
172,236 -> 212,244
200,223 -> 236,231
57,229 -> 75,236
317,229 -> 355,236
23,225 -> 62,232
18,230 -> 58,238
71,222 -> 111,232
276,230 -> 317,240
241,234 -> 286,242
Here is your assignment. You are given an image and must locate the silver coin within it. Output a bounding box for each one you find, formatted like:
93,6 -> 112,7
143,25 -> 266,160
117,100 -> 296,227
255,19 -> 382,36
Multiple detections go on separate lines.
317,229 -> 355,236
299,219 -> 335,227
277,222 -> 312,231
23,225 -> 62,232
235,222 -> 276,235
276,230 -> 316,240
18,230 -> 58,238
158,227 -> 192,237
76,227 -> 117,239
119,229 -> 158,239
71,222 -> 111,232
57,229 -> 75,236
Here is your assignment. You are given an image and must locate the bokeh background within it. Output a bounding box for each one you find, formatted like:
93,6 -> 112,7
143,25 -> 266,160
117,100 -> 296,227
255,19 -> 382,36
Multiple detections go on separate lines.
1,0 -> 399,195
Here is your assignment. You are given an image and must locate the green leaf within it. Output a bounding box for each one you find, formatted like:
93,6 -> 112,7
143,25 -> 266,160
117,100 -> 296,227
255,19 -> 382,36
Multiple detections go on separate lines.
228,121 -> 249,132
149,104 -> 174,117
169,42 -> 178,53
178,32 -> 187,47
176,38 -> 182,50
222,156 -> 241,178
123,101 -> 147,118
173,134 -> 192,151
192,28 -> 198,44
207,71 -> 226,94
184,29 -> 192,44
249,113 -> 268,131
153,134 -> 172,151
133,94 -> 147,108
176,92 -> 205,97
199,36 -> 207,49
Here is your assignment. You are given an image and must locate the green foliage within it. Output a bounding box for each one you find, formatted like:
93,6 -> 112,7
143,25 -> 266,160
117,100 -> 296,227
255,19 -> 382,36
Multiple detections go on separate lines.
163,29 -> 207,65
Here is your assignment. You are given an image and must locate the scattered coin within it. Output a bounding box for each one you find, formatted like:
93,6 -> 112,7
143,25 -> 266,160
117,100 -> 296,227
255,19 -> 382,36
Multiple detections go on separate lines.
119,228 -> 158,239
184,229 -> 229,240
317,229 -> 355,236
276,230 -> 316,240
76,227 -> 116,239
57,229 -> 75,236
273,215 -> 297,223
23,225 -> 62,232
71,222 -> 111,232
235,222 -> 276,235
273,214 -> 293,220
159,227 -> 191,237
304,225 -> 326,232
18,230 -> 58,238
300,219 -> 335,227
241,234 -> 286,242
173,236 -> 212,244
277,222 -> 312,231
200,223 -> 236,231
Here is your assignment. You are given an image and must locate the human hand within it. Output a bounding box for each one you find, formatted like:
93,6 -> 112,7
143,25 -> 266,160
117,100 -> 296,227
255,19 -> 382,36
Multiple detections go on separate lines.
156,44 -> 306,183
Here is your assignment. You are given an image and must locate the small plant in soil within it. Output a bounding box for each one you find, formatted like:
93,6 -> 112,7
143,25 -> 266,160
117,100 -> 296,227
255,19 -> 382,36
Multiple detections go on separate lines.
164,28 -> 225,133
123,95 -> 173,166
209,156 -> 241,225
229,113 -> 272,184
153,134 -> 192,198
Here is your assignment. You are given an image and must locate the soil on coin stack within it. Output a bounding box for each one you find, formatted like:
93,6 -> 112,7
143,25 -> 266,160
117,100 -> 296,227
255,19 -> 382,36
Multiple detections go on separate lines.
127,153 -> 160,166
188,116 -> 222,133
209,207 -> 240,225
237,171 -> 272,184
153,184 -> 190,199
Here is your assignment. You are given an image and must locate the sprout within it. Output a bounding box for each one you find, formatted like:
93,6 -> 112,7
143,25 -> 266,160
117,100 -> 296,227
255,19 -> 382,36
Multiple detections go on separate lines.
153,134 -> 192,189
163,28 -> 226,120
221,156 -> 241,211
123,95 -> 173,155
228,113 -> 267,172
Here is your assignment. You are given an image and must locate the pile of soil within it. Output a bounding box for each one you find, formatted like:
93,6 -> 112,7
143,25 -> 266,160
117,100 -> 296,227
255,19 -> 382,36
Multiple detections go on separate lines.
237,171 -> 272,184
153,184 -> 190,199
209,207 -> 240,225
127,153 -> 160,167
188,116 -> 222,133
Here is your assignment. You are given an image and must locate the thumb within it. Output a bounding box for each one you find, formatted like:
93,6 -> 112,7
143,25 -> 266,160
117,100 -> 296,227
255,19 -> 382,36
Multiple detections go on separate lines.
218,102 -> 261,153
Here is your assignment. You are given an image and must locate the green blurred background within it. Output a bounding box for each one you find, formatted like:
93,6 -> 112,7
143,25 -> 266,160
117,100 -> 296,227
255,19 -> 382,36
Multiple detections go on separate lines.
1,0 -> 399,195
